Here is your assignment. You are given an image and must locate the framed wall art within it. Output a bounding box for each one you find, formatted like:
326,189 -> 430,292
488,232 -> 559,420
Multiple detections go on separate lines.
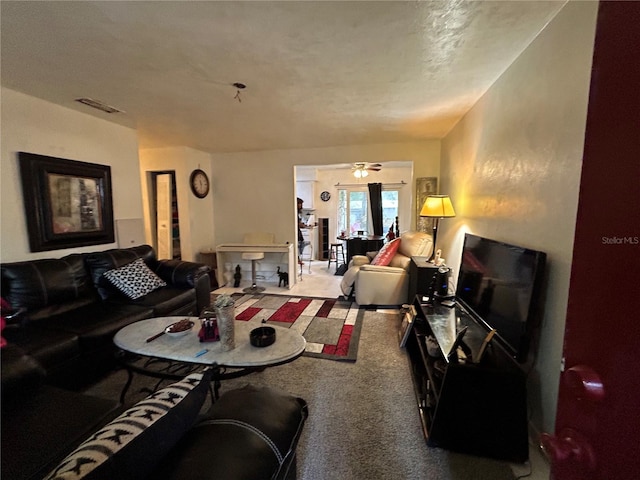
416,177 -> 438,233
19,152 -> 115,252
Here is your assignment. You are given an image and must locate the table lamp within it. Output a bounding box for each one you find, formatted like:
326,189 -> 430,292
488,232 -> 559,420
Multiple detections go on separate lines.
419,195 -> 456,262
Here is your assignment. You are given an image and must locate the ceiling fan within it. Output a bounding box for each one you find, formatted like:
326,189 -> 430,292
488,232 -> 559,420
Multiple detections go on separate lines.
352,162 -> 382,178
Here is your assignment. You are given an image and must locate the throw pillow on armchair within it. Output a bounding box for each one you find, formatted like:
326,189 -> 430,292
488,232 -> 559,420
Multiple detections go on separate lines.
370,238 -> 401,266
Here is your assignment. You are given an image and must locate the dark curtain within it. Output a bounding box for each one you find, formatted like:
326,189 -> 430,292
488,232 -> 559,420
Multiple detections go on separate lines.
368,182 -> 383,236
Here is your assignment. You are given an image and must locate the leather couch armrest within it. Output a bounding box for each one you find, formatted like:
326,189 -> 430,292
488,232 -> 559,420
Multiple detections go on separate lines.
156,260 -> 211,315
155,260 -> 210,288
350,255 -> 371,267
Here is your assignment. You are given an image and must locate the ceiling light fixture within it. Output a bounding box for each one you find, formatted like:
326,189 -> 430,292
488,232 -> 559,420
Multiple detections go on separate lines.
353,165 -> 369,178
352,162 -> 381,178
232,82 -> 246,103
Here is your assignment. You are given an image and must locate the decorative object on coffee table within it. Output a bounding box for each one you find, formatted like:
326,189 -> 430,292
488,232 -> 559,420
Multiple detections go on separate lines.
198,305 -> 219,342
250,326 -> 276,347
214,294 -> 236,351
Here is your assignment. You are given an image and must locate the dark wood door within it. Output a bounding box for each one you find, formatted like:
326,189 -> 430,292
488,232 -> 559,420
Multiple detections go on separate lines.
540,3 -> 640,478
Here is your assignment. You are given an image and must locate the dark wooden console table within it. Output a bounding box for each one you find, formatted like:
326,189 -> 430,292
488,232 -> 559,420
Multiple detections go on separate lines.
405,296 -> 529,462
337,235 -> 384,262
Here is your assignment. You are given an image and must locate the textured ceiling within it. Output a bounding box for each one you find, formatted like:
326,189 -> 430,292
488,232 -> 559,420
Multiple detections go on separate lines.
1,1 -> 565,154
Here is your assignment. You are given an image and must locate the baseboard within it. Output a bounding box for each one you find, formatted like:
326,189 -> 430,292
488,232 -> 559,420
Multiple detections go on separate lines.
509,422 -> 550,479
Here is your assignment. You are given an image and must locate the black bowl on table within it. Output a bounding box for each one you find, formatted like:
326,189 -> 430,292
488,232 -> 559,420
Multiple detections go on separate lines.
250,326 -> 276,347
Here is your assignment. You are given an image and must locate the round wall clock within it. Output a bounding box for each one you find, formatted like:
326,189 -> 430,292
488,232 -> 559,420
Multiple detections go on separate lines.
190,169 -> 210,198
320,191 -> 331,202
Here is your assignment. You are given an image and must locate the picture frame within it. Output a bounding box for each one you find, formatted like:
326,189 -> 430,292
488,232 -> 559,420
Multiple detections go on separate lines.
416,177 -> 438,233
19,152 -> 115,252
399,304 -> 417,348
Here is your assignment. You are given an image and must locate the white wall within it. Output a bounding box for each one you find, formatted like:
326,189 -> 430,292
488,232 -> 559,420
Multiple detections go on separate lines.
138,146 -> 215,262
211,141 -> 440,249
439,1 -> 598,434
0,88 -> 143,262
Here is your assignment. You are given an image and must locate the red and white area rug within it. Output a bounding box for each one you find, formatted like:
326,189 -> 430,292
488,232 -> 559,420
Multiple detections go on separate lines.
214,293 -> 364,362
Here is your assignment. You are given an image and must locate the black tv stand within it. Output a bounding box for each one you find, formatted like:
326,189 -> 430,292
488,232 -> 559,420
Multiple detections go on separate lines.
406,296 -> 529,462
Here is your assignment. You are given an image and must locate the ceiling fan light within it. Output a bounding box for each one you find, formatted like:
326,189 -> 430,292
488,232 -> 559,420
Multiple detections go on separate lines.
361,169 -> 369,177
353,169 -> 362,178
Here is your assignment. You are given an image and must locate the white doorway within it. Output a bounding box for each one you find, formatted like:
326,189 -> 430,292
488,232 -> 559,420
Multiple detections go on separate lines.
151,171 -> 181,260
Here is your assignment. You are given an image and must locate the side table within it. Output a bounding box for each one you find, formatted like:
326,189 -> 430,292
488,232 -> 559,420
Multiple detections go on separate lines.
409,256 -> 439,301
200,249 -> 219,289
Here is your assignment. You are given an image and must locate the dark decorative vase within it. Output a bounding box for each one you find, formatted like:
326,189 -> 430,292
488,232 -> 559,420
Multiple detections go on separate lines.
233,264 -> 242,287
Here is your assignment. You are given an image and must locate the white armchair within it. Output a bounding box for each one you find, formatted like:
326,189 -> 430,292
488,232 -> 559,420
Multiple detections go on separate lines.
340,231 -> 433,306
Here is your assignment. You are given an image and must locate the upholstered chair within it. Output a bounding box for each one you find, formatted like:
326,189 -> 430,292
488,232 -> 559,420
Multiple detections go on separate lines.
340,231 -> 433,306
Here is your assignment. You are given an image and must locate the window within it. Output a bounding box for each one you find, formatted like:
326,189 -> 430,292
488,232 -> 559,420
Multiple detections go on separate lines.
338,188 -> 399,236
381,190 -> 399,233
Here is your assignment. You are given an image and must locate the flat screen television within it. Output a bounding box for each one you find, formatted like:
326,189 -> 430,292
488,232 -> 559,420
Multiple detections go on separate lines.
455,233 -> 546,363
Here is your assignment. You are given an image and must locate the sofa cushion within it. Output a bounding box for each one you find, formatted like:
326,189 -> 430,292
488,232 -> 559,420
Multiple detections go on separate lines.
119,286 -> 197,316
370,238 -> 401,266
388,253 -> 412,270
44,302 -> 152,352
103,258 -> 166,300
4,326 -> 80,372
44,370 -> 211,480
397,231 -> 433,258
1,254 -> 96,315
151,384 -> 308,480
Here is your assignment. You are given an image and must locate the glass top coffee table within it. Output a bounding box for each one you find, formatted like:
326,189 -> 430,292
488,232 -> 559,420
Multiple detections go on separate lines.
113,316 -> 306,402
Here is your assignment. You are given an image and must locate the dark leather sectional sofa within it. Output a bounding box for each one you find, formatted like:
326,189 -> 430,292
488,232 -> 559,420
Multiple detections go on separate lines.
1,245 -> 308,480
1,244 -> 211,388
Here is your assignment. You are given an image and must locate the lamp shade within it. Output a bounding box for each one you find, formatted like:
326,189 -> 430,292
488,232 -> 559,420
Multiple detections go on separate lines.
420,195 -> 456,218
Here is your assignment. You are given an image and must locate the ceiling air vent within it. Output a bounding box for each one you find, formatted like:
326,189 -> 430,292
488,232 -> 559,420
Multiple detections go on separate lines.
75,97 -> 124,114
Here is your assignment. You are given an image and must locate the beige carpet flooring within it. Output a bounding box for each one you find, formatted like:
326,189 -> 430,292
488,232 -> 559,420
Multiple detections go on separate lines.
86,259 -> 547,479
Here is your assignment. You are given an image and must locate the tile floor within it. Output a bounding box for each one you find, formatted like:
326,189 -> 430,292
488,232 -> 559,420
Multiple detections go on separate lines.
213,259 -> 344,299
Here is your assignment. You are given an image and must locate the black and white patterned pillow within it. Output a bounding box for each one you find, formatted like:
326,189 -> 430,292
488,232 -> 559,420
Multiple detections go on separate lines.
102,258 -> 166,299
44,371 -> 211,480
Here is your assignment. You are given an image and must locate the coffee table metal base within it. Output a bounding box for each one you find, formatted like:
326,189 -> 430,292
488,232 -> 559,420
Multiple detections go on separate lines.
115,350 -> 265,403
